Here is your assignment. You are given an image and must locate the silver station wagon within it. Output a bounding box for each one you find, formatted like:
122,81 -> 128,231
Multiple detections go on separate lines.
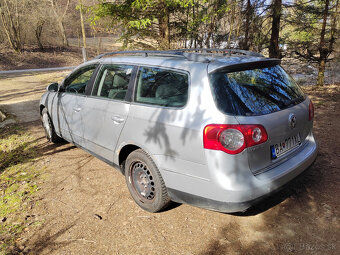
40,49 -> 318,213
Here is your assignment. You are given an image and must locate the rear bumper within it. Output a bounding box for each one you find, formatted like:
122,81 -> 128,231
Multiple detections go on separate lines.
168,188 -> 257,213
163,132 -> 318,213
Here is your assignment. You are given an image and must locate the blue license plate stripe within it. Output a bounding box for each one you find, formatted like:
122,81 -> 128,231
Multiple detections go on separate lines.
271,145 -> 277,159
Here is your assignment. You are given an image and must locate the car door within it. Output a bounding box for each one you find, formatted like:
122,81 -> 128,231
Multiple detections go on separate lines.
57,64 -> 98,146
81,63 -> 135,163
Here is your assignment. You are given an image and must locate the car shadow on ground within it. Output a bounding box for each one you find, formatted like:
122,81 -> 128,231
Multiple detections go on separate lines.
199,151 -> 337,254
35,139 -> 77,157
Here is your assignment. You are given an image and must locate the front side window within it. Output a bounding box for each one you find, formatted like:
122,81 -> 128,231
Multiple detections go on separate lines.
135,67 -> 188,107
92,64 -> 133,100
63,65 -> 97,94
209,65 -> 306,116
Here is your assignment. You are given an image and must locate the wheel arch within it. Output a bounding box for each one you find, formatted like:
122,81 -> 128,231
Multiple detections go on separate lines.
118,143 -> 160,175
118,144 -> 140,174
39,104 -> 46,115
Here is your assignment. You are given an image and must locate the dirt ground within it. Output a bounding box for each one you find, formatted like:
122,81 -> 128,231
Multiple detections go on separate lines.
0,46 -> 97,71
0,38 -> 123,71
0,72 -> 339,255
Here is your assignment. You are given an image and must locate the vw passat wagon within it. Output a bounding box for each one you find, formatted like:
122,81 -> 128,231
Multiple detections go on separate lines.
40,49 -> 318,213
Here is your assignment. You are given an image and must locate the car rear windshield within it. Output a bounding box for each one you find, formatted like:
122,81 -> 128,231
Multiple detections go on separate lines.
209,65 -> 305,116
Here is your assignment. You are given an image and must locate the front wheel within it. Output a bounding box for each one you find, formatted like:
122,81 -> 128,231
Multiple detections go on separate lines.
41,108 -> 63,143
125,149 -> 171,212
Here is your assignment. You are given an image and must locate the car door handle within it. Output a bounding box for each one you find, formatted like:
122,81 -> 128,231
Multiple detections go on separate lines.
73,107 -> 81,112
111,115 -> 125,124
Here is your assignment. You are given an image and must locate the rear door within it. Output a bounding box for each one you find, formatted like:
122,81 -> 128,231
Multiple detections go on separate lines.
81,64 -> 135,163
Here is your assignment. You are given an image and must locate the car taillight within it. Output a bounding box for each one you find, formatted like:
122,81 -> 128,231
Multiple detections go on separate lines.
309,100 -> 314,121
203,124 -> 268,154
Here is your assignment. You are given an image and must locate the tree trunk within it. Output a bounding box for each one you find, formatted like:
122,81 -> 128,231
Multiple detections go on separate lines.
0,7 -> 16,51
317,0 -> 330,86
235,11 -> 241,39
50,0 -> 70,47
35,20 -> 44,51
317,55 -> 327,86
269,0 -> 282,58
190,1 -> 196,48
58,19 -> 69,47
0,0 -> 22,52
158,2 -> 170,50
329,0 -> 339,49
79,0 -> 87,49
14,0 -> 21,49
243,0 -> 251,50
227,0 -> 236,48
184,4 -> 189,48
206,0 -> 218,48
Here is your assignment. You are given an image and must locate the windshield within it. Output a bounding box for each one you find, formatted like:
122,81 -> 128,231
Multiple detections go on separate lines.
209,65 -> 305,116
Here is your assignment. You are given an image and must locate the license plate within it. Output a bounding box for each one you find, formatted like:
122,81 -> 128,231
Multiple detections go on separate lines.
271,133 -> 301,159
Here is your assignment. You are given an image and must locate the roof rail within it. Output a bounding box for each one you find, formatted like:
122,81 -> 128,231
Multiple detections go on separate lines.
93,48 -> 264,62
169,48 -> 264,57
94,50 -> 184,60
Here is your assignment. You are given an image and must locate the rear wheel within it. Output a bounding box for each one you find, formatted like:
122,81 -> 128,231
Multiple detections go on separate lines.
125,149 -> 171,212
41,108 -> 63,143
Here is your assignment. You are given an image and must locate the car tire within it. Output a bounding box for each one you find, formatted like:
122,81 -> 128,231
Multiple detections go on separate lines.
41,108 -> 63,143
125,149 -> 171,212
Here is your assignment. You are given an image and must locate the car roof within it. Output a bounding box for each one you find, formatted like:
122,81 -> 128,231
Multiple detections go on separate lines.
99,55 -> 204,72
84,50 -> 280,74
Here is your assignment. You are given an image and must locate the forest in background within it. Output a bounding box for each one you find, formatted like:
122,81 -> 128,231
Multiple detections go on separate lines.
0,0 -> 339,86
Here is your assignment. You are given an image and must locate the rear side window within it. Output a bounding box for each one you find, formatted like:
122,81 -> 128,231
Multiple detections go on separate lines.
92,64 -> 133,100
135,67 -> 188,107
209,65 -> 305,116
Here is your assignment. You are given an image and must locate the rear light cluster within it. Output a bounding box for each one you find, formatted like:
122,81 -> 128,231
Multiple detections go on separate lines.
309,100 -> 314,121
203,124 -> 268,154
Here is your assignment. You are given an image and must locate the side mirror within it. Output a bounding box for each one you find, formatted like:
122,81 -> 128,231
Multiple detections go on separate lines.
47,83 -> 59,92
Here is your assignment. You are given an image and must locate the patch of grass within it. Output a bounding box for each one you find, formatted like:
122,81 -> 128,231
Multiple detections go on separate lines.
0,125 -> 41,254
0,125 -> 37,172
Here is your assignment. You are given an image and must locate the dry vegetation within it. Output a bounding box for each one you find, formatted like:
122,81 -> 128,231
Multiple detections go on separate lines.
0,46 -> 99,71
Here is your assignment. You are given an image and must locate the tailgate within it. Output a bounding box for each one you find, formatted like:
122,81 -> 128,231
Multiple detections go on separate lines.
236,98 -> 313,175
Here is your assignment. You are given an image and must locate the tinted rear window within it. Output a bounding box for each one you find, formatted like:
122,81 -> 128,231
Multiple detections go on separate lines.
209,65 -> 305,116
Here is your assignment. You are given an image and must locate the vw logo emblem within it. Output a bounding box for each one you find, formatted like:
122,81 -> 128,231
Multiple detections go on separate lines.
289,114 -> 297,129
